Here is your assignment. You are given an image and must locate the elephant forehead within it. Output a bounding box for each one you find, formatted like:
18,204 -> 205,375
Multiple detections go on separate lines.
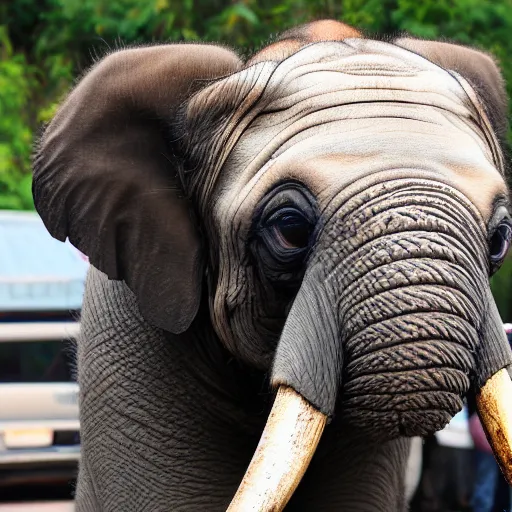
218,112 -> 503,225
214,40 -> 504,224
255,41 -> 466,110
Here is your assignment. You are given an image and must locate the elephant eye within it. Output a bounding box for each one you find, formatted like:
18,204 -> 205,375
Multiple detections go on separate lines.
251,184 -> 318,281
271,211 -> 312,250
490,221 -> 512,273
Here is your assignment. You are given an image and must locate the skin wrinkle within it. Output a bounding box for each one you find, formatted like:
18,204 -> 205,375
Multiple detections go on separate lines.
347,320 -> 477,364
347,366 -> 472,401
449,71 -> 506,171
265,91 -> 469,115
185,62 -> 276,207
319,180 -> 487,231
346,285 -> 480,327
349,335 -> 477,367
347,341 -> 474,375
338,260 -> 484,318
344,387 -> 466,406
220,103 -> 479,193
343,291 -> 474,346
324,226 -> 483,288
316,173 -> 488,229
352,197 -> 484,249
327,231 -> 484,298
336,235 -> 478,284
347,311 -> 477,351
343,374 -> 469,397
317,190 -> 488,279
329,231 -> 481,278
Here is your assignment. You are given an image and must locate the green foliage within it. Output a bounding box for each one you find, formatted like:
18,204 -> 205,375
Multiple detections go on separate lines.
0,26 -> 35,209
491,256 -> 512,319
3,0 -> 512,317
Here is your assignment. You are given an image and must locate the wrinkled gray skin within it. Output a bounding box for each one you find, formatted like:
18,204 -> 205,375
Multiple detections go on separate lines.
33,20 -> 512,512
76,268 -> 412,511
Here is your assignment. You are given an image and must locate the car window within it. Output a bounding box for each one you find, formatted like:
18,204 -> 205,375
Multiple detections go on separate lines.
0,339 -> 75,383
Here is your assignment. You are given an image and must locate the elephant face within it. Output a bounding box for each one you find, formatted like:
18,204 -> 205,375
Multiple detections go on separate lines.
185,38 -> 510,436
33,20 -> 512,511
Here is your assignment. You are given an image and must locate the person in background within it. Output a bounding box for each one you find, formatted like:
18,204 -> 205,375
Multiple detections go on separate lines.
506,325 -> 512,512
468,392 -> 502,511
468,323 -> 512,512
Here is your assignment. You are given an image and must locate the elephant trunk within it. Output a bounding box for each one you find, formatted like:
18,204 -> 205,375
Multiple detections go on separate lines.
228,283 -> 512,511
229,181 -> 512,509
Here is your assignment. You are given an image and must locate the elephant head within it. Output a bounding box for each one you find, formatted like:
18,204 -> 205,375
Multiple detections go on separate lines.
33,20 -> 512,510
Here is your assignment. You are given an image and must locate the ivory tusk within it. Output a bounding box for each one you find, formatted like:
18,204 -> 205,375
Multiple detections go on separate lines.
476,368 -> 512,485
227,385 -> 327,512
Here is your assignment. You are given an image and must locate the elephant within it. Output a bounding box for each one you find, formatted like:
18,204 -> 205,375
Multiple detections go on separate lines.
32,19 -> 512,511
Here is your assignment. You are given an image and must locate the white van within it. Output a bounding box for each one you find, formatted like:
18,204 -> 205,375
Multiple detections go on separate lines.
0,210 -> 88,487
0,322 -> 81,486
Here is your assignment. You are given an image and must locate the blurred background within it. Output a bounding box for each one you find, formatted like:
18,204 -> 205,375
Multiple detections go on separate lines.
1,0 -> 512,510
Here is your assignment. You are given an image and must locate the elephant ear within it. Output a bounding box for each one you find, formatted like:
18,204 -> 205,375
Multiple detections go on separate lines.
33,45 -> 242,334
394,37 -> 509,140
